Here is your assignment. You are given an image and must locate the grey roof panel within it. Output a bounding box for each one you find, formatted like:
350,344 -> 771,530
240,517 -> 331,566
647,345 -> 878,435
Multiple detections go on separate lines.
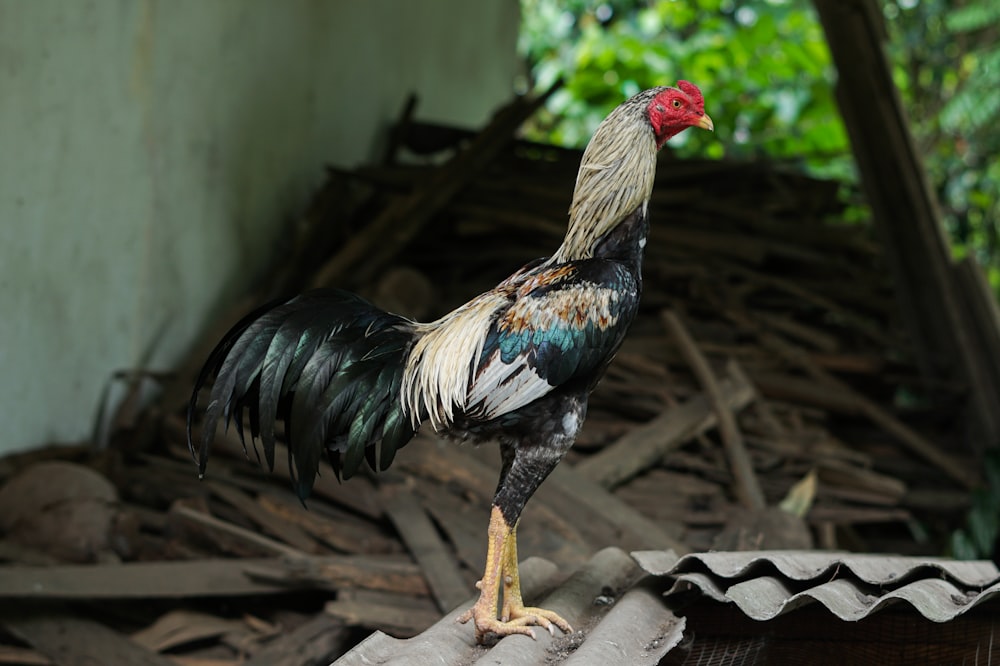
561,585 -> 684,666
667,550 -> 1000,586
636,549 -> 1000,624
333,548 -> 683,666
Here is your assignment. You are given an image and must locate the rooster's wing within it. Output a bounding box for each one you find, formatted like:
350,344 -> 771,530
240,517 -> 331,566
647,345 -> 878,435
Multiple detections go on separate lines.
466,259 -> 639,421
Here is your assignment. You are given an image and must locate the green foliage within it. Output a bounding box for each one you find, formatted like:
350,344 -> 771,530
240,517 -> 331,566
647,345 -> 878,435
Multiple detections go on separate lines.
950,450 -> 1000,560
883,0 -> 1000,289
519,0 -> 854,181
944,0 -> 1000,32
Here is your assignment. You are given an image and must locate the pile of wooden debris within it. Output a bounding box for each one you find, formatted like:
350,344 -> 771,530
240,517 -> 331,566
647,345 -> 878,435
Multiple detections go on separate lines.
0,92 -> 984,665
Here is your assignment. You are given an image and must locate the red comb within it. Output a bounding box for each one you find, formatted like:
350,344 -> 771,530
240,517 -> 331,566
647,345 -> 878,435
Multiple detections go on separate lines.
677,81 -> 704,110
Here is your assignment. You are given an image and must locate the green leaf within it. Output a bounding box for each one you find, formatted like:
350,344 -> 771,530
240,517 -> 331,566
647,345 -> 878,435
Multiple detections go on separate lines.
950,530 -> 979,560
945,1 -> 1000,33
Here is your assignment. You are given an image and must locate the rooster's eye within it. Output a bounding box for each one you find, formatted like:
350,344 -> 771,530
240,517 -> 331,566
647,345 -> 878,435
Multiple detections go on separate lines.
672,99 -> 682,108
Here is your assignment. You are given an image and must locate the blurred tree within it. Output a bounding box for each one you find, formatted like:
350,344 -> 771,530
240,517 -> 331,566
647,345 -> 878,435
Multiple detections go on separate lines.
898,0 -> 1000,560
519,0 -> 852,179
884,0 -> 1000,288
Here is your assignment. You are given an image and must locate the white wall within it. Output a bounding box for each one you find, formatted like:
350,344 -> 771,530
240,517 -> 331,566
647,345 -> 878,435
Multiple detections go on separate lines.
0,0 -> 519,455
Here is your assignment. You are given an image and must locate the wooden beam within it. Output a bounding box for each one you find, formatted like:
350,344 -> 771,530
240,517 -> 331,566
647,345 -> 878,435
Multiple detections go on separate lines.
0,555 -> 428,600
310,84 -> 558,290
380,484 -> 470,613
1,608 -> 177,666
812,0 -> 1000,451
574,374 -> 755,489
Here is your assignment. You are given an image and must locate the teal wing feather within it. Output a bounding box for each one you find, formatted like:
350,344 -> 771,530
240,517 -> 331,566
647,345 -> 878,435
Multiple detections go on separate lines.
466,260 -> 639,421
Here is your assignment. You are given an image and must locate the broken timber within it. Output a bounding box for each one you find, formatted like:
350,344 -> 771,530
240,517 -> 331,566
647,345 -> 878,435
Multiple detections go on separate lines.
813,0 -> 1000,451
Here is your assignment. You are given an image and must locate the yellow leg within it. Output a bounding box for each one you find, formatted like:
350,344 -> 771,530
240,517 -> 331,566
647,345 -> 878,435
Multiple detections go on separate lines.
458,506 -> 573,643
500,522 -> 524,621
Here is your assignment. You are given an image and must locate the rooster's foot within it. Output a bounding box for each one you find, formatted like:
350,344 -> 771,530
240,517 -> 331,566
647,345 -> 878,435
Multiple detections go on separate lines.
457,600 -> 571,642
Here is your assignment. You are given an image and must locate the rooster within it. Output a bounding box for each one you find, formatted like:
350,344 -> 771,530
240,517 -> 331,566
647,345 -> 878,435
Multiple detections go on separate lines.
188,82 -> 712,643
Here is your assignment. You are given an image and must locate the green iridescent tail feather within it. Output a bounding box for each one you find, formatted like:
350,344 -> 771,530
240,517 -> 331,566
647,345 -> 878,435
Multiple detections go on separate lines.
187,290 -> 418,499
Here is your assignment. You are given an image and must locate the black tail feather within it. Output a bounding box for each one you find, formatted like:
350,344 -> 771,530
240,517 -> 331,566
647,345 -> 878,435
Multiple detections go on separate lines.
257,306 -> 336,469
187,296 -> 287,475
187,290 -> 419,498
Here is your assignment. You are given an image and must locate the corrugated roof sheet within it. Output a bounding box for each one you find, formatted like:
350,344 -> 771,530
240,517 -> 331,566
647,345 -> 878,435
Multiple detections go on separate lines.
334,549 -> 1000,664
634,549 -> 1000,623
333,547 -> 685,666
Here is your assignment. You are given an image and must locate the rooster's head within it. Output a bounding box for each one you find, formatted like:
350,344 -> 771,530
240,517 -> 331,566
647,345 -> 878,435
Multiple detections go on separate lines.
647,81 -> 714,148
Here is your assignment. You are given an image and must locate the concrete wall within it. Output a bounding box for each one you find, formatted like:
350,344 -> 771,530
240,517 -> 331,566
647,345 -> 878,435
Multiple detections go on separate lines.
0,1 -> 519,455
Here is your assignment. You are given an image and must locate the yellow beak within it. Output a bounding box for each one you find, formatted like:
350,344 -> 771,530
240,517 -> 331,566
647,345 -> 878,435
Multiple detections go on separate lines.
697,113 -> 714,131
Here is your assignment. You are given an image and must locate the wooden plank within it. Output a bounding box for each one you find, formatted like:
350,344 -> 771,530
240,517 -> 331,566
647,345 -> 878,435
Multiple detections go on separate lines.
414,480 -> 487,574
725,263 -> 891,346
0,555 -> 427,599
1,607 -> 177,666
750,371 -> 864,415
311,84 -> 557,290
753,311 -> 841,353
0,560 -> 286,599
816,460 -> 906,505
380,484 -> 470,613
756,328 -> 977,489
575,374 -> 756,489
242,614 -> 349,666
808,506 -> 912,524
256,492 -> 400,555
663,312 -> 765,510
0,646 -> 51,665
169,503 -> 306,558
207,482 -> 321,554
244,555 -> 431,597
130,610 -> 246,653
549,465 -> 689,554
953,255 -> 1000,451
324,589 -> 441,638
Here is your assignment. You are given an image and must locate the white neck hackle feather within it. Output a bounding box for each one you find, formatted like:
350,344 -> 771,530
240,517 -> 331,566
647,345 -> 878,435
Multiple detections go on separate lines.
399,87 -> 664,430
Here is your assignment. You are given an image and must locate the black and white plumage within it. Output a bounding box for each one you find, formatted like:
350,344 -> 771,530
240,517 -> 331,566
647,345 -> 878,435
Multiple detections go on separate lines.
188,82 -> 712,643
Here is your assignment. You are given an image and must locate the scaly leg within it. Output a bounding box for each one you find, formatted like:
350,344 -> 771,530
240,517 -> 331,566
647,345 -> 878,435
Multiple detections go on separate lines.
459,399 -> 584,644
499,521 -> 572,634
457,506 -> 572,642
